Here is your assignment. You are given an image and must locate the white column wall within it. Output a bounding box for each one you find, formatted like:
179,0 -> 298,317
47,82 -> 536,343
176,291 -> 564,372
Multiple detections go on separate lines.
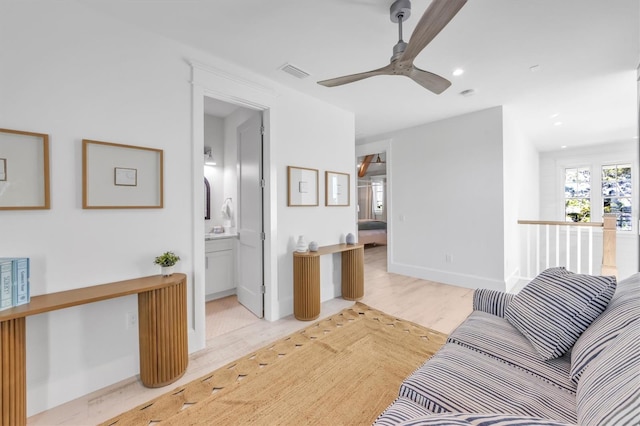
502,107 -> 540,290
359,107 -> 507,291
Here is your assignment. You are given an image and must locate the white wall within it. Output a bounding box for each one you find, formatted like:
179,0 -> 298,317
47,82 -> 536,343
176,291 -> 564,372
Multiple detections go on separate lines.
0,2 -> 355,416
502,107 -> 540,290
273,95 -> 356,314
204,114 -> 224,228
539,140 -> 639,279
359,107 -> 507,291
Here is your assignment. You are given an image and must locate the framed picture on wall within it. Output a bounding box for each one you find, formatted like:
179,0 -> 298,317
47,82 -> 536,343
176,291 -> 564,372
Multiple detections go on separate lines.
82,139 -> 163,209
325,171 -> 350,206
287,166 -> 318,206
0,128 -> 50,210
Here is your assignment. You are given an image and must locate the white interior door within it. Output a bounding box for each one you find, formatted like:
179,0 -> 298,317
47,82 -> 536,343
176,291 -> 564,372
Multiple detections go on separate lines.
236,113 -> 264,318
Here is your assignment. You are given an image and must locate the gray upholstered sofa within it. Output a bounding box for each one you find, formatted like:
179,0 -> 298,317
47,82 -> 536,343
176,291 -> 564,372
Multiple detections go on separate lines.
374,270 -> 640,426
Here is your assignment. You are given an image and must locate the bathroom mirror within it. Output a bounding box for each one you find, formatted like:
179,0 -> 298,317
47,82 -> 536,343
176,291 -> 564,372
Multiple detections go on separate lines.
0,128 -> 50,210
204,177 -> 211,220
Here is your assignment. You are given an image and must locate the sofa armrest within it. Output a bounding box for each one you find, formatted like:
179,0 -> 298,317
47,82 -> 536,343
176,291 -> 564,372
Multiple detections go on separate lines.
473,289 -> 515,317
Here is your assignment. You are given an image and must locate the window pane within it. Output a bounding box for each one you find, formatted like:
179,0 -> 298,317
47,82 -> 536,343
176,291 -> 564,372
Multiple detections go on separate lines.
602,166 -> 619,196
566,168 -> 590,198
576,182 -> 590,197
604,197 -> 632,230
565,198 -> 590,222
578,168 -> 590,184
602,164 -> 632,230
618,165 -> 632,196
565,182 -> 577,198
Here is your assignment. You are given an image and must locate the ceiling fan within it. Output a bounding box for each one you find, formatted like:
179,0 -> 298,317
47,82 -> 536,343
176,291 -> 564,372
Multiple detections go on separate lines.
317,0 -> 467,94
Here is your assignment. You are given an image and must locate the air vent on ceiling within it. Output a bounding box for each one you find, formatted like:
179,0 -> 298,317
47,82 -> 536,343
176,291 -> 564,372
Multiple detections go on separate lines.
280,63 -> 310,79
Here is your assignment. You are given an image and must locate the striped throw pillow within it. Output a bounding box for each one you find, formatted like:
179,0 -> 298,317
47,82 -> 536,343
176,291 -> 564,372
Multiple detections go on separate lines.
570,273 -> 640,383
505,268 -> 616,360
576,321 -> 640,426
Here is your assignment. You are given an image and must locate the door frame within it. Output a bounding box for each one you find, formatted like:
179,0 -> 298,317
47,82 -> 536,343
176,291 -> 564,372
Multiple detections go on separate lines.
190,61 -> 277,353
356,139 -> 393,271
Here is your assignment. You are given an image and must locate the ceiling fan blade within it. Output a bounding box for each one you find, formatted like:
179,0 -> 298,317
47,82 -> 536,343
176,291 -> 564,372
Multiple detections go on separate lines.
317,64 -> 393,87
400,0 -> 467,64
407,66 -> 451,94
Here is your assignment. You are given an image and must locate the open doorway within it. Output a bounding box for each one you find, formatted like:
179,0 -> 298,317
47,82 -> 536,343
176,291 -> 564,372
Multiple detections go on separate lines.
356,152 -> 388,248
202,96 -> 264,342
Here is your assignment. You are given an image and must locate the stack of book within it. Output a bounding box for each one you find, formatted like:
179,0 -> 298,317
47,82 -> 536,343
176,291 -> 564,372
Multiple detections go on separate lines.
0,258 -> 30,311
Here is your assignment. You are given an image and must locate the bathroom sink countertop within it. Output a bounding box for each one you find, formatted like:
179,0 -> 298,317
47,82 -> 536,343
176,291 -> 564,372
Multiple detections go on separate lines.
205,230 -> 238,240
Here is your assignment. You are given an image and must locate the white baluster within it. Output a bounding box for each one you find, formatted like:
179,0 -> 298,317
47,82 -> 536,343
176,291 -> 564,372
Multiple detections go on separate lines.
545,224 -> 550,269
566,225 -> 571,270
536,225 -> 541,275
555,225 -> 560,266
526,225 -> 531,279
588,227 -> 593,275
576,226 -> 582,273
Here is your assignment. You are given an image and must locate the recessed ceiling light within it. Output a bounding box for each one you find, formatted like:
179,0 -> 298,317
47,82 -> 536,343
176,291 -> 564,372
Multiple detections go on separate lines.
529,64 -> 541,72
549,113 -> 559,119
459,89 -> 475,97
561,145 -> 567,149
452,68 -> 464,76
554,121 -> 563,126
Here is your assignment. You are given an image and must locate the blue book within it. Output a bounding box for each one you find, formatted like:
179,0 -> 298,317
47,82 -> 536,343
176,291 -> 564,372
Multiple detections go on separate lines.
14,258 -> 30,306
0,259 -> 13,310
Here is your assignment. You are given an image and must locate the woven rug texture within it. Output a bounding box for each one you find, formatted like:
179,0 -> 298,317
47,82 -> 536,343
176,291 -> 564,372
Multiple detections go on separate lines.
102,302 -> 447,426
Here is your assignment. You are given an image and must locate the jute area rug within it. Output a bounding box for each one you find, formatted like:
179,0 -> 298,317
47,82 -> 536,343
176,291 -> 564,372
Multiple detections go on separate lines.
102,302 -> 447,426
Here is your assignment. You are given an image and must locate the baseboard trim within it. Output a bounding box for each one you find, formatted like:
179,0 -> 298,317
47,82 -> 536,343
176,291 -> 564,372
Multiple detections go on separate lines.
388,262 -> 505,291
205,288 -> 237,302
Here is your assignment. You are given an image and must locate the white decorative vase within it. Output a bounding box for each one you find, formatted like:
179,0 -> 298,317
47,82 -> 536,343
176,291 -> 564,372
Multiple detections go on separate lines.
309,241 -> 319,252
295,236 -> 308,252
161,265 -> 175,277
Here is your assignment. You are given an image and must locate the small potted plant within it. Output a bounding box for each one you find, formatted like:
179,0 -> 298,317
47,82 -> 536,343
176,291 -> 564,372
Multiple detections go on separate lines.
154,251 -> 180,276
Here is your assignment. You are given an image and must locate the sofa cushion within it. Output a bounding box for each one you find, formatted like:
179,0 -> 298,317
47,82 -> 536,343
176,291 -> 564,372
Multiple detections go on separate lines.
505,268 -> 616,360
570,272 -> 640,383
576,321 -> 640,426
392,413 -> 576,426
373,397 -> 434,426
447,311 -> 575,393
472,288 -> 515,317
399,343 -> 577,424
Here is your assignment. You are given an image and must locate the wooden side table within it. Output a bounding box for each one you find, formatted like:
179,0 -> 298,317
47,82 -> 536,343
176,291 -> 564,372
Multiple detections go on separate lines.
0,274 -> 189,425
293,244 -> 364,320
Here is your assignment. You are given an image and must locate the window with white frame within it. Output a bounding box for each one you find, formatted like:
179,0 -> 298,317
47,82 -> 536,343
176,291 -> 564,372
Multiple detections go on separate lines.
564,167 -> 591,223
602,163 -> 632,230
371,181 -> 384,217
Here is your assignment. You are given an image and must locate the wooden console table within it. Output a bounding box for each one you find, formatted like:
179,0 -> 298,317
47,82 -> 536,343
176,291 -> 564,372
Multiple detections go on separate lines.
293,244 -> 364,321
0,273 -> 188,426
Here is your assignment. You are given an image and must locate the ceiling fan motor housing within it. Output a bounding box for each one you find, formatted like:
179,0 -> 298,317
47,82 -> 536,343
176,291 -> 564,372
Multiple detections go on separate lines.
390,0 -> 411,22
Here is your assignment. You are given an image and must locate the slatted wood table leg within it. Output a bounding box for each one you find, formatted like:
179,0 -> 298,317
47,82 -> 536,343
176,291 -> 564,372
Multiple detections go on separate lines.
0,318 -> 26,426
341,246 -> 364,300
137,279 -> 188,388
293,256 -> 321,321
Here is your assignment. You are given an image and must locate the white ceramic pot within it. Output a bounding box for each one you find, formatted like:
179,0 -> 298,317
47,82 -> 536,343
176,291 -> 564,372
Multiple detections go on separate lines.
295,236 -> 308,252
161,265 -> 175,277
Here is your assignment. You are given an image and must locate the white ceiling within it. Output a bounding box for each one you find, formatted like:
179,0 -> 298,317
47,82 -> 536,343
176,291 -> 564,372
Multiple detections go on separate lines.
82,0 -> 639,151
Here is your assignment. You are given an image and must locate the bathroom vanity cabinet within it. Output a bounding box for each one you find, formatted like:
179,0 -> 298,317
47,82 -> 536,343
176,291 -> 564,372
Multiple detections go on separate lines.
205,236 -> 236,300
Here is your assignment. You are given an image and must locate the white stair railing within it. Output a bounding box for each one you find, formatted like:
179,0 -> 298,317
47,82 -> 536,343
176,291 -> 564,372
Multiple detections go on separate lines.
518,214 -> 617,279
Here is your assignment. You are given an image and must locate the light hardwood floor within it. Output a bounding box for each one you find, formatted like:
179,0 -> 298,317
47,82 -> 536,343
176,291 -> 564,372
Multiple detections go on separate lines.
28,245 -> 473,425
